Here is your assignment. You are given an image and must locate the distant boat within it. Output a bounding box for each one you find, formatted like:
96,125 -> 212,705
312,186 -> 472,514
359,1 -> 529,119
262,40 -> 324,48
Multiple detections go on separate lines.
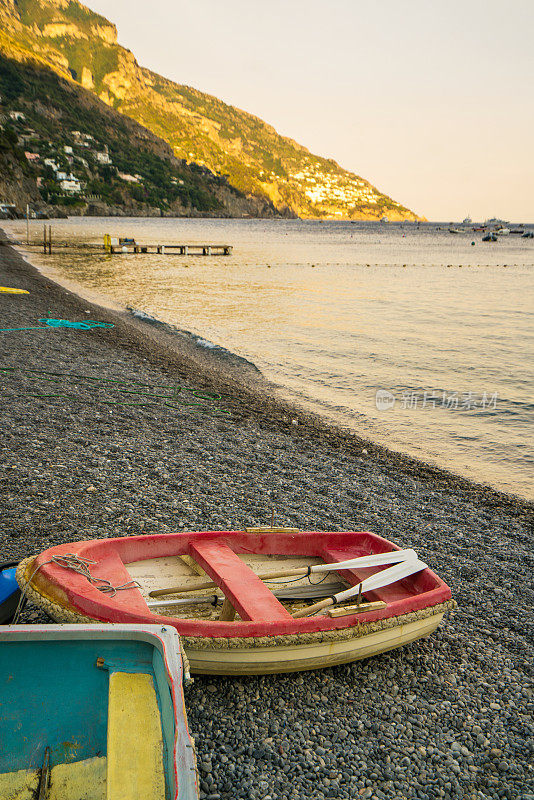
495,227 -> 510,236
462,216 -> 472,224
380,216 -> 389,223
510,228 -> 525,235
482,232 -> 498,242
448,227 -> 468,234
484,217 -> 509,226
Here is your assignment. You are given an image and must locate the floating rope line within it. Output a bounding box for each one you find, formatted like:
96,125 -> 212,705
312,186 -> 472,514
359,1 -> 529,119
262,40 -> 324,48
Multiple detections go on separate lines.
12,553 -> 140,624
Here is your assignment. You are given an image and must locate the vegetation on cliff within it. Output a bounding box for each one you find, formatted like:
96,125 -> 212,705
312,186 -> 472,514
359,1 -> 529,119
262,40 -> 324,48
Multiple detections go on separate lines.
0,0 -> 422,220
0,52 -> 276,217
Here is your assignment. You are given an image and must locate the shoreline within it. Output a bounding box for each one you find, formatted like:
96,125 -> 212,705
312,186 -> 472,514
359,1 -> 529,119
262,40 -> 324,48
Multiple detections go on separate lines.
0,228 -> 531,515
1,230 -> 532,799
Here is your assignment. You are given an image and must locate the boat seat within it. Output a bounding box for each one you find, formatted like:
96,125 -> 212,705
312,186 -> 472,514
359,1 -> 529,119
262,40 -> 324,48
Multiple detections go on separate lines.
106,672 -> 165,800
0,758 -> 106,800
0,768 -> 39,800
49,757 -> 106,800
189,540 -> 293,622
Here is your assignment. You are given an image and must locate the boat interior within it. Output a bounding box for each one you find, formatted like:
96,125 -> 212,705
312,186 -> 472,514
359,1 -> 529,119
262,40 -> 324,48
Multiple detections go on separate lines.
0,631 -> 180,800
128,552 -> 349,621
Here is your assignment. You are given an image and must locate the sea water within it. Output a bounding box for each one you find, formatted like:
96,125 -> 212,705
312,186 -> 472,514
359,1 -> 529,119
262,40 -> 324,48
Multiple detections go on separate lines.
4,217 -> 533,500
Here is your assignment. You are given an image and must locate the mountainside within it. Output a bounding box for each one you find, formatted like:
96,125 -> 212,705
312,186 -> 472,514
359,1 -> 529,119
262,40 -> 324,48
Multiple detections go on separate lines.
0,51 -> 276,218
0,0 -> 422,221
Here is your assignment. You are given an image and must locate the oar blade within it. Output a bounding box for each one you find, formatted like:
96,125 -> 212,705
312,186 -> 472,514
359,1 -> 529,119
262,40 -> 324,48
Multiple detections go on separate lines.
310,548 -> 417,574
333,558 -> 427,604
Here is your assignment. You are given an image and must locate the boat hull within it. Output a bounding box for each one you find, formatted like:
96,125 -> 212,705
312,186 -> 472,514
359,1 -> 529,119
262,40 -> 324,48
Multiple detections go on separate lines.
185,611 -> 445,674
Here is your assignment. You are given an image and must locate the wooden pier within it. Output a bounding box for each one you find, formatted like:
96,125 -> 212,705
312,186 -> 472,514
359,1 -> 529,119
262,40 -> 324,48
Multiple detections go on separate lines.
109,243 -> 232,256
6,228 -> 233,256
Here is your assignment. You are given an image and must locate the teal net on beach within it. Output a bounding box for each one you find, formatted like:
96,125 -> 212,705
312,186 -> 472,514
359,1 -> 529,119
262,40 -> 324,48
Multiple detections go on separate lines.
0,318 -> 114,332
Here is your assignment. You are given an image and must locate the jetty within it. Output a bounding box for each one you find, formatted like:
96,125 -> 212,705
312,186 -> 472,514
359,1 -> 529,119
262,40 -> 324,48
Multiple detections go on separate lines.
105,242 -> 233,256
2,227 -> 233,256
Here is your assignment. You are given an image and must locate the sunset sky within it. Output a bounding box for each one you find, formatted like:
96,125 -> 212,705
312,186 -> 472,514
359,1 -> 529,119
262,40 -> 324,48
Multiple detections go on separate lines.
88,0 -> 534,221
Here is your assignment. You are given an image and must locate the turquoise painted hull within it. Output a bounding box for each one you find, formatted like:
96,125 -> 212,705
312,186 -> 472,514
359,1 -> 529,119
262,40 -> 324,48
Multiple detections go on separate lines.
0,624 -> 198,799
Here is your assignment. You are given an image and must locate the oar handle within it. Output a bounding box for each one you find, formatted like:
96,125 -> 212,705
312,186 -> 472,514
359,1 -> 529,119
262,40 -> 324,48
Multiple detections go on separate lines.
150,579 -> 215,596
292,596 -> 334,618
149,566 -> 309,597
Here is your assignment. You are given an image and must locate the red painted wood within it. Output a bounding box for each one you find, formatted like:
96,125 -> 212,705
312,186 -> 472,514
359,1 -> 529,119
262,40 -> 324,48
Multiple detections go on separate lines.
189,540 -> 293,622
30,531 -> 451,637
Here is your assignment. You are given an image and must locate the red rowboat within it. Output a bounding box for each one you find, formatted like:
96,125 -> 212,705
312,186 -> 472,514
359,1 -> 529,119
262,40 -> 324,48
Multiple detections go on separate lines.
17,529 -> 453,674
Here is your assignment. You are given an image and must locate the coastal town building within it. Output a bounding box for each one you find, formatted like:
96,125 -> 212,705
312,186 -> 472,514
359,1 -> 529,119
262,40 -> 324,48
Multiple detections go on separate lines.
118,172 -> 139,182
95,151 -> 112,165
59,177 -> 82,193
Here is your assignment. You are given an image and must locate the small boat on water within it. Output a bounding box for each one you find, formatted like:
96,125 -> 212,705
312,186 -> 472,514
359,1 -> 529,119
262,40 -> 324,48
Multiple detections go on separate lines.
17,530 -> 453,675
0,624 -> 198,800
482,233 -> 498,242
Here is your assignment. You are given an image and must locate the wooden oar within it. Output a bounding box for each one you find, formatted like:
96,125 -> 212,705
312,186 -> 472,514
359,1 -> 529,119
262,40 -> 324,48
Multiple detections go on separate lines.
146,582 -> 348,609
148,548 -> 417,597
291,558 -> 428,618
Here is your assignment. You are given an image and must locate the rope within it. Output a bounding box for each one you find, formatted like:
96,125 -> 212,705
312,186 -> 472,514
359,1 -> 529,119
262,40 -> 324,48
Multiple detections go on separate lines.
0,366 -> 230,414
265,571 -> 332,587
39,319 -> 114,329
12,553 -> 140,624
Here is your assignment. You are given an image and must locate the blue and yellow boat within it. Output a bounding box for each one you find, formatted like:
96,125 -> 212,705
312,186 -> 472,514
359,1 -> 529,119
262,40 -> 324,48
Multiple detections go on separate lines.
0,624 -> 198,799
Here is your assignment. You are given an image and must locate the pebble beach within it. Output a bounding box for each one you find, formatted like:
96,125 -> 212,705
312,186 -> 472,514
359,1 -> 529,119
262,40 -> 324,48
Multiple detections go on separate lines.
0,232 -> 532,800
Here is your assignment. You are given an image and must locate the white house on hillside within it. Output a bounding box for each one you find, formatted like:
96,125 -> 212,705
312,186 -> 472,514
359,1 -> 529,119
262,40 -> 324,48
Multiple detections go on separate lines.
60,177 -> 82,193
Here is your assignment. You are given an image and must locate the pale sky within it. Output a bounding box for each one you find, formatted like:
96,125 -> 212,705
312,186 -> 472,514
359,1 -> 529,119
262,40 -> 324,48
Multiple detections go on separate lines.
88,0 -> 534,221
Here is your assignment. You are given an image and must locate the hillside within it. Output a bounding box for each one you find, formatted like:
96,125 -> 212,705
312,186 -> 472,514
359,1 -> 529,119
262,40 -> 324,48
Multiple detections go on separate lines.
0,50 -> 278,218
0,0 -> 422,221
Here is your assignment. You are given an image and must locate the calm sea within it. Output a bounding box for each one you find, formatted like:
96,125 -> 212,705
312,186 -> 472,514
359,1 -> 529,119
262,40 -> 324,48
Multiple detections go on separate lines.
4,217 -> 533,500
